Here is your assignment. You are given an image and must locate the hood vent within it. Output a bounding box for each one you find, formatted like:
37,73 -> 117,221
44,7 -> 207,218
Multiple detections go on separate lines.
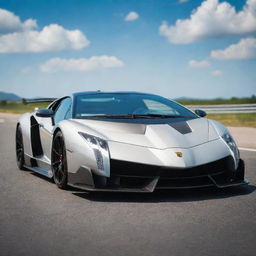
168,121 -> 192,134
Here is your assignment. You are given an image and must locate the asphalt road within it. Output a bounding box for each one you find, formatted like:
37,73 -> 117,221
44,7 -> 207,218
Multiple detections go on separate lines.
0,117 -> 256,256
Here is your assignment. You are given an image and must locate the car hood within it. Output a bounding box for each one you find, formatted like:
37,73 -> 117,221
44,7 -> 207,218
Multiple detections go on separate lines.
71,117 -> 220,149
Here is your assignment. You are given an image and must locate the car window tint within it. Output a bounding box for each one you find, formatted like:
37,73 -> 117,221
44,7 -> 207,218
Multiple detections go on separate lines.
73,93 -> 196,118
54,98 -> 72,123
65,106 -> 72,120
143,99 -> 178,115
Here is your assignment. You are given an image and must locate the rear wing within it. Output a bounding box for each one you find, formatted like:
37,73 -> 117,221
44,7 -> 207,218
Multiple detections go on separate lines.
22,98 -> 57,104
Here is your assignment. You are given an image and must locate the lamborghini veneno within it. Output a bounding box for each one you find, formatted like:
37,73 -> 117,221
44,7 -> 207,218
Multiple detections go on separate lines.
16,91 -> 248,192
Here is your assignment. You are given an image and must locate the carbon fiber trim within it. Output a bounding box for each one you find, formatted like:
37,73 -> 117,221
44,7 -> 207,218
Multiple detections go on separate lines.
110,156 -> 232,179
168,121 -> 192,134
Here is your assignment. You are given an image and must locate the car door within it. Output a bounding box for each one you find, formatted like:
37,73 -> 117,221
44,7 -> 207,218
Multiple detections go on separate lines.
39,97 -> 72,160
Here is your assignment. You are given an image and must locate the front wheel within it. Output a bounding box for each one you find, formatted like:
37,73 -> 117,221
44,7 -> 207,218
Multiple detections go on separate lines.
16,125 -> 25,170
52,131 -> 68,189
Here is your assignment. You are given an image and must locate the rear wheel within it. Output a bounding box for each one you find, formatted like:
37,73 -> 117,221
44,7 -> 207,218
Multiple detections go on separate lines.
52,131 -> 68,189
16,125 -> 25,170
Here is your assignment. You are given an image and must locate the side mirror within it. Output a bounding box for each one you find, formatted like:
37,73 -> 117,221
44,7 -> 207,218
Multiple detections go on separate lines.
195,109 -> 207,117
36,109 -> 54,118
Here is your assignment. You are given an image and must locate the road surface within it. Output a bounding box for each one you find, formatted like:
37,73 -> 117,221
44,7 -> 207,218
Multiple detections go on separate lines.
0,114 -> 255,256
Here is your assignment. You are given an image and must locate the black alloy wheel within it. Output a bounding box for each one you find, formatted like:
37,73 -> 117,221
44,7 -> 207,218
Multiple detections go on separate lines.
16,125 -> 25,170
52,131 -> 68,189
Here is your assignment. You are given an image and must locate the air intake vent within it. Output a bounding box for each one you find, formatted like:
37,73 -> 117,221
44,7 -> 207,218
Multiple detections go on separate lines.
168,121 -> 192,134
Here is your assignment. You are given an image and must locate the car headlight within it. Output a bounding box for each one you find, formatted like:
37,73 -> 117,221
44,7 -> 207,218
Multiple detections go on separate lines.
222,131 -> 239,169
78,132 -> 109,173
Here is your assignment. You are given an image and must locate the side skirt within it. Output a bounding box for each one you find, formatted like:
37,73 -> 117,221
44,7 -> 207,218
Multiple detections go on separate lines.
24,165 -> 53,178
24,154 -> 53,178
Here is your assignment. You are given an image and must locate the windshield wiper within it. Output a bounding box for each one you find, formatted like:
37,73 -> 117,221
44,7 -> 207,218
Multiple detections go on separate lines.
80,114 -> 135,119
127,114 -> 191,119
79,114 -> 190,119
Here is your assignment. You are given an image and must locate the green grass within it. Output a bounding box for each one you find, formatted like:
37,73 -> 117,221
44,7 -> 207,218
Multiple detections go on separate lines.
207,113 -> 256,128
177,97 -> 256,105
0,102 -> 48,114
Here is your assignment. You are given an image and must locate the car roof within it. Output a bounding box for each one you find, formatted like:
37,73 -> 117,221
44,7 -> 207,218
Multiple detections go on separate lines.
51,91 -> 159,105
72,91 -> 151,97
73,90 -> 151,96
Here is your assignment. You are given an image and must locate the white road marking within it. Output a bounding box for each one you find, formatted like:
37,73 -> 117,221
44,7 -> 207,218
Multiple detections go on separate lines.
0,119 -> 5,123
239,147 -> 256,152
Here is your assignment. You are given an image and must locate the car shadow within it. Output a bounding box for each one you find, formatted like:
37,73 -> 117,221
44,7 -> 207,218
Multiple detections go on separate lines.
71,184 -> 256,203
30,172 -> 85,191
29,171 -> 256,203
30,172 -> 54,183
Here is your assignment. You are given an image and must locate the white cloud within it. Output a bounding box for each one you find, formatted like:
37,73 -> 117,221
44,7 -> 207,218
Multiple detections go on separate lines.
124,11 -> 139,22
40,56 -> 124,73
211,69 -> 223,76
188,59 -> 210,68
0,24 -> 89,53
211,37 -> 256,60
0,9 -> 90,53
0,8 -> 37,34
159,0 -> 256,44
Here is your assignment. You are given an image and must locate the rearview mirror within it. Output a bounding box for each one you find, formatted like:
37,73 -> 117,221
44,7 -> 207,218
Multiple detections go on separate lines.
195,109 -> 207,117
36,109 -> 54,118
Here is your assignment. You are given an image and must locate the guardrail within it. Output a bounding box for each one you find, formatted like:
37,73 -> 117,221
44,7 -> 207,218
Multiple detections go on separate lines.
185,104 -> 256,114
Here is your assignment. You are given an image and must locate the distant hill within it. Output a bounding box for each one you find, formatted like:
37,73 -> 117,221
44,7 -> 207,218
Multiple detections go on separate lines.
0,91 -> 21,101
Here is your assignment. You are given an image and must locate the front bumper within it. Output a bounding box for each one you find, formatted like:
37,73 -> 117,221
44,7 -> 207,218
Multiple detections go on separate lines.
68,157 -> 248,192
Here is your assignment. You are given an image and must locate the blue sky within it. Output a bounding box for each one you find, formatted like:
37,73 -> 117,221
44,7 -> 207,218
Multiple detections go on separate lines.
0,0 -> 255,98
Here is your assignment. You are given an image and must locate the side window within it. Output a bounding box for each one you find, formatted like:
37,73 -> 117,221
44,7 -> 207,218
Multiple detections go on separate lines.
54,98 -> 72,124
65,106 -> 72,120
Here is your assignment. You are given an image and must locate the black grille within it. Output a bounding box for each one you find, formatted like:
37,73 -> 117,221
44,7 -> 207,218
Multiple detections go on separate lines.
110,156 -> 231,179
157,176 -> 212,188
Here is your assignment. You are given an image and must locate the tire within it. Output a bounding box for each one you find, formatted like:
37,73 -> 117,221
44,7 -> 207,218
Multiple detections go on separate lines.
51,131 -> 68,189
16,125 -> 25,170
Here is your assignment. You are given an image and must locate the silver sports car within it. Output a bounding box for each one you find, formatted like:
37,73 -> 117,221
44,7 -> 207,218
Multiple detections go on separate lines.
16,91 -> 248,192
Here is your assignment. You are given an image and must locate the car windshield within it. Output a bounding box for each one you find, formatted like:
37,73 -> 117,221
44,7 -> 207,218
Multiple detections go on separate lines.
73,93 -> 197,119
